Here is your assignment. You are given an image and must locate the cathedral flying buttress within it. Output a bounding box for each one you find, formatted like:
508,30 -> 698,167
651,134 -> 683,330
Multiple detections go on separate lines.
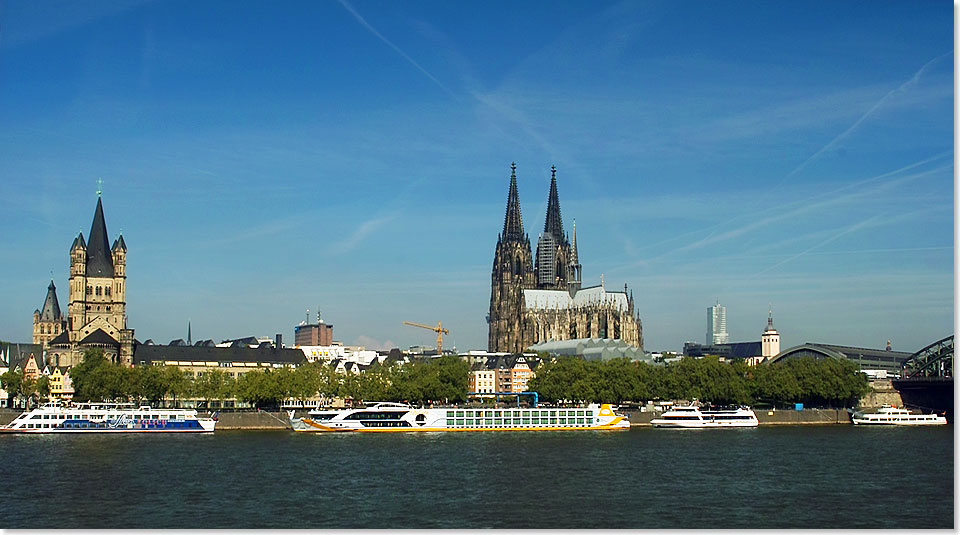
487,164 -> 642,353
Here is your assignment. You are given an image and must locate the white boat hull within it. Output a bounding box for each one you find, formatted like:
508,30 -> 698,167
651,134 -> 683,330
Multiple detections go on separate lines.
289,403 -> 630,433
851,406 -> 947,426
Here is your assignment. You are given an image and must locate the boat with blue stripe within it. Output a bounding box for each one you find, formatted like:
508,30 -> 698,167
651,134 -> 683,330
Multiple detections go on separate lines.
1,401 -> 217,433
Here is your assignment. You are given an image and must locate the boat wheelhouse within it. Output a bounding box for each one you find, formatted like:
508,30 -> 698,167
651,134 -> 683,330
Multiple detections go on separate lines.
650,405 -> 758,428
1,401 -> 217,433
289,402 -> 629,432
851,405 -> 946,426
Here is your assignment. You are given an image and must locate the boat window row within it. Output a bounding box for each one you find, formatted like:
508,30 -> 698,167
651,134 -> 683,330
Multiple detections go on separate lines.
445,417 -> 591,427
445,410 -> 593,418
345,411 -> 408,420
28,413 -> 182,421
359,421 -> 412,427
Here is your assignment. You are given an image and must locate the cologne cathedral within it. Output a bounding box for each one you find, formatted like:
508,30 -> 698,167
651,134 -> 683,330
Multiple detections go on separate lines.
487,164 -> 643,353
32,192 -> 135,367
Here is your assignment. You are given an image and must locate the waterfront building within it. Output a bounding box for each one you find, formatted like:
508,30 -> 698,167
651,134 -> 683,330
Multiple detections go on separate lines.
298,344 -> 381,366
295,312 -> 334,346
38,192 -> 135,367
47,366 -> 74,401
707,301 -> 729,345
132,343 -> 306,379
2,348 -> 43,408
217,335 -> 284,348
511,356 -> 532,393
684,341 -> 760,361
469,366 -> 497,395
468,354 -> 540,396
487,164 -> 643,353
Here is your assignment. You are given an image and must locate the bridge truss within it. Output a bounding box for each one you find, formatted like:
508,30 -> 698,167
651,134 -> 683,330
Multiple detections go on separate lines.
901,335 -> 953,379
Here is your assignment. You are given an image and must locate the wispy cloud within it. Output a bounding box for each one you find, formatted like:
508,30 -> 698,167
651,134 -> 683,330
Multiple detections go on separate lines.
329,213 -> 396,254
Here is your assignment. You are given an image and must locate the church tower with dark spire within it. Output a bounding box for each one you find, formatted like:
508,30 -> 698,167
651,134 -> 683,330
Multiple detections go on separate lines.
58,187 -> 134,366
488,163 -> 535,352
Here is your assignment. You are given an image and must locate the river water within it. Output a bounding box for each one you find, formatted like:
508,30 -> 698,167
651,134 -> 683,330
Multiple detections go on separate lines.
1,426 -> 952,529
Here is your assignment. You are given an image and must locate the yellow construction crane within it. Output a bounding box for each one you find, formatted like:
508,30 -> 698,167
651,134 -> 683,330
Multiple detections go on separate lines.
402,320 -> 450,355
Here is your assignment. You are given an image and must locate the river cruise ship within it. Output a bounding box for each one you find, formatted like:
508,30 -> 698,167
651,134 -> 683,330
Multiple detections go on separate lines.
851,405 -> 946,426
289,402 -> 630,432
1,401 -> 217,433
650,405 -> 759,428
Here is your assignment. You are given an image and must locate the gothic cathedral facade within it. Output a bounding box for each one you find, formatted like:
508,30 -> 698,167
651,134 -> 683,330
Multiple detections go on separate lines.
487,164 -> 643,353
32,194 -> 135,367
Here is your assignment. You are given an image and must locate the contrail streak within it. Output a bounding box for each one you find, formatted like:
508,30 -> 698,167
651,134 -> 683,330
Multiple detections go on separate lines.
336,0 -> 454,97
782,50 -> 953,183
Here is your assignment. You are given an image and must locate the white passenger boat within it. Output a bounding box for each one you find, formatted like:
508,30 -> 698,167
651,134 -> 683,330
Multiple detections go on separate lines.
851,405 -> 946,426
1,401 -> 217,433
650,405 -> 759,428
289,402 -> 630,432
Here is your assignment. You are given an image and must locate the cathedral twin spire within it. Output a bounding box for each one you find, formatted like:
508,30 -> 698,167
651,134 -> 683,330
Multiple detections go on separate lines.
497,163 -> 581,291
501,163 -> 526,243
543,165 -> 564,241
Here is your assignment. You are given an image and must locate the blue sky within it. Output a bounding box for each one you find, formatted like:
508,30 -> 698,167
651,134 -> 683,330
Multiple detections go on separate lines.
0,0 -> 954,353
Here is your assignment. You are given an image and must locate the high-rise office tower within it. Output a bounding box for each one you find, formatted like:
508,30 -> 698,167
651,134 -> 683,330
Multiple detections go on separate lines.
707,301 -> 729,345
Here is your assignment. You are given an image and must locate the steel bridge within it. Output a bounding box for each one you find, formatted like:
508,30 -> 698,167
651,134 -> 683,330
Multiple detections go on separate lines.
893,335 -> 953,421
900,335 -> 953,378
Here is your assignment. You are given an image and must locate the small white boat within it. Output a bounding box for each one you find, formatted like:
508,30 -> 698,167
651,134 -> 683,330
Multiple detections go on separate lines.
851,405 -> 946,426
650,404 -> 758,428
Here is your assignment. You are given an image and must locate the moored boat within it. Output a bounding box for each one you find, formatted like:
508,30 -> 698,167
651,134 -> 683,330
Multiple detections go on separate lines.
650,405 -> 758,428
289,402 -> 630,432
0,401 -> 217,433
851,405 -> 946,426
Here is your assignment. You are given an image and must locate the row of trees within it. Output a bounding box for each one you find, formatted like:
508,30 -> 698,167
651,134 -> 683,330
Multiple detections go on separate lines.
0,370 -> 50,408
528,356 -> 871,408
1,349 -> 470,409
2,349 -> 869,409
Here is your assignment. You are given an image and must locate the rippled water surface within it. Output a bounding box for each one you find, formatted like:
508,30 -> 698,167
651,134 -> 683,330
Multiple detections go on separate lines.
0,426 -> 952,529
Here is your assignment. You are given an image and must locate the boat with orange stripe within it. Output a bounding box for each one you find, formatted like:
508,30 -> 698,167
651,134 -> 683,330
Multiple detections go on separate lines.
289,402 -> 630,432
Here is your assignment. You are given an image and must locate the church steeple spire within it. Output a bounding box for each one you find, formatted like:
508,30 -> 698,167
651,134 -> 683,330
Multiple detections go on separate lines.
543,165 -> 564,240
502,162 -> 525,243
86,196 -> 114,277
40,280 -> 63,322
